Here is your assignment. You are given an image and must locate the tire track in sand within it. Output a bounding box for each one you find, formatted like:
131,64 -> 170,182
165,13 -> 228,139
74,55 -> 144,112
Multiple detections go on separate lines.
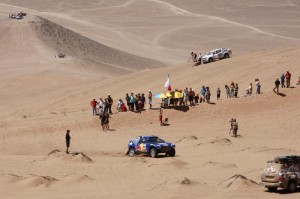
149,0 -> 300,41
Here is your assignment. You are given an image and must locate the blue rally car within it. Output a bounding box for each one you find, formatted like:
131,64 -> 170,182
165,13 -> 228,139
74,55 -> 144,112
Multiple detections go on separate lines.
126,136 -> 176,158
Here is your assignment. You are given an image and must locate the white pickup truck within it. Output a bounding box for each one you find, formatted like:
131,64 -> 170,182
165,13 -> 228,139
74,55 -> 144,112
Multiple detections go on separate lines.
201,48 -> 232,64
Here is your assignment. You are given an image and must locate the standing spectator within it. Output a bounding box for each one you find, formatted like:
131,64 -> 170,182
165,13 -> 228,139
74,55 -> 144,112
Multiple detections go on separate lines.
285,71 -> 291,88
107,95 -> 113,114
104,98 -> 109,113
255,79 -> 261,94
125,93 -> 130,110
206,87 -> 211,103
98,98 -> 104,118
188,88 -> 195,106
65,130 -> 71,154
194,94 -> 199,104
134,94 -> 139,112
273,77 -> 280,93
216,88 -> 221,100
200,86 -> 206,102
141,93 -> 146,109
230,82 -> 235,98
280,73 -> 285,88
90,99 -> 98,116
159,108 -> 163,126
129,93 -> 135,111
148,90 -> 153,109
234,83 -> 239,97
225,85 -> 230,98
183,88 -> 188,105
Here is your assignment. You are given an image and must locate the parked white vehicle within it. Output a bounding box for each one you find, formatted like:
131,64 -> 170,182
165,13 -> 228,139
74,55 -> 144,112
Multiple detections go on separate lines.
201,48 -> 232,63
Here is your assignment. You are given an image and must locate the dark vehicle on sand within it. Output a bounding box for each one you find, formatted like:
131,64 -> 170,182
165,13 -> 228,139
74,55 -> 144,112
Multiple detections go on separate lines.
126,136 -> 176,158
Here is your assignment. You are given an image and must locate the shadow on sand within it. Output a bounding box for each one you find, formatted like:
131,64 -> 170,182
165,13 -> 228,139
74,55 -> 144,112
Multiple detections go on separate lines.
277,92 -> 286,97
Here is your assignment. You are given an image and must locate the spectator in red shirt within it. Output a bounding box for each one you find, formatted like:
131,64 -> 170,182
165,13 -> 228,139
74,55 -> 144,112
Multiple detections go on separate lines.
285,71 -> 291,88
90,99 -> 98,116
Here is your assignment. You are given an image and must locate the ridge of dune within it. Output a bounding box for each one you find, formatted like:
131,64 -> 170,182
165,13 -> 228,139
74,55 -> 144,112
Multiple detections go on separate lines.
29,16 -> 166,75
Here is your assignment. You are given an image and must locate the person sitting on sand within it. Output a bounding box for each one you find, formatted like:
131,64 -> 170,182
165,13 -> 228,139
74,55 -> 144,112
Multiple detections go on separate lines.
65,130 -> 71,154
297,77 -> 300,85
248,83 -> 253,95
117,99 -> 124,112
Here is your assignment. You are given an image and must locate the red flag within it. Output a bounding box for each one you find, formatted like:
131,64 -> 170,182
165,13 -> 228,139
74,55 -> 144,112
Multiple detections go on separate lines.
165,74 -> 171,91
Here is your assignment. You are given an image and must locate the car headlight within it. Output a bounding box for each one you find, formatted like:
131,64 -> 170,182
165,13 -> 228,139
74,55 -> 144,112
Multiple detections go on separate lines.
171,144 -> 175,148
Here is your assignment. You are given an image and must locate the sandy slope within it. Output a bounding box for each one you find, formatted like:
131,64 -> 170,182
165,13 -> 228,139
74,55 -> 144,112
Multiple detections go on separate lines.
0,1 -> 300,199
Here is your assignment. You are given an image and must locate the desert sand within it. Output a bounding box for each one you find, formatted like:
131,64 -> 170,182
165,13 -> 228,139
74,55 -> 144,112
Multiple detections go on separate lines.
0,0 -> 300,198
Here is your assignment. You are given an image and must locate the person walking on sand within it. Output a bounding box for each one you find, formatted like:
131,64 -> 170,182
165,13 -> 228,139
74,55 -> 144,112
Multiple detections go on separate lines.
216,88 -> 221,100
280,73 -> 285,88
273,77 -> 280,93
90,99 -> 98,116
225,85 -> 230,98
285,71 -> 291,88
65,130 -> 71,154
148,90 -> 153,109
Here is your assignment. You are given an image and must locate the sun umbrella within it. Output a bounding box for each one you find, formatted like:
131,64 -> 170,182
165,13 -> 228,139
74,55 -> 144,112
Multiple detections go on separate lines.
154,93 -> 167,99
166,91 -> 183,98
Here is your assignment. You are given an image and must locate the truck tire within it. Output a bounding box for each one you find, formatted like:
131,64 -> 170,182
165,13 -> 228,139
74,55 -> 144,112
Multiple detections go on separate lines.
267,187 -> 277,192
150,148 -> 158,158
287,181 -> 297,192
209,58 -> 213,63
128,148 -> 135,157
224,53 -> 230,58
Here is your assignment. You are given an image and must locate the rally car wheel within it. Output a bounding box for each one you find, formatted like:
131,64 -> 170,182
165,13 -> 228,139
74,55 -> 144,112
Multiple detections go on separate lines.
128,148 -> 135,157
169,148 -> 176,157
150,148 -> 158,158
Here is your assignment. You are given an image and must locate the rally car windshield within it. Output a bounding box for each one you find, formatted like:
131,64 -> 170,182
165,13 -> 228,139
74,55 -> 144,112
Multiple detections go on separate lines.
147,137 -> 165,143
